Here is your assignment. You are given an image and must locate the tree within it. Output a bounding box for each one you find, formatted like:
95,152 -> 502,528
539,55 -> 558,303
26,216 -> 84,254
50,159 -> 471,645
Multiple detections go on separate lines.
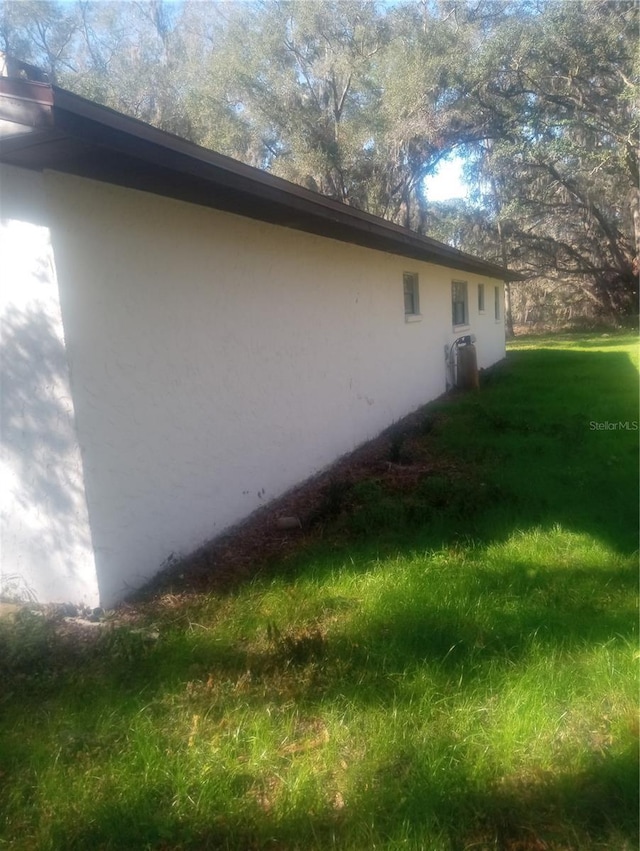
0,0 -> 79,82
2,0 -> 637,320
445,0 -> 639,318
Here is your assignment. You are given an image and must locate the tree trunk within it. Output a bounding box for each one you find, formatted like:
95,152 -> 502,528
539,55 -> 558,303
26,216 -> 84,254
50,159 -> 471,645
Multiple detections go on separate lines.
504,280 -> 515,337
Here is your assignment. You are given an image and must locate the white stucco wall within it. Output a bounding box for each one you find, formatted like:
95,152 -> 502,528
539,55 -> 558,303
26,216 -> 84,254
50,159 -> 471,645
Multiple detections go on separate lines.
1,164 -> 504,607
0,167 -> 99,605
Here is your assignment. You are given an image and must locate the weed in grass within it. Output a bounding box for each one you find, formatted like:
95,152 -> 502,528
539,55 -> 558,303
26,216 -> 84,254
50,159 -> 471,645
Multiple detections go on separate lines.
0,609 -> 53,681
387,431 -> 406,463
419,413 -> 439,436
265,620 -> 327,667
309,477 -> 352,527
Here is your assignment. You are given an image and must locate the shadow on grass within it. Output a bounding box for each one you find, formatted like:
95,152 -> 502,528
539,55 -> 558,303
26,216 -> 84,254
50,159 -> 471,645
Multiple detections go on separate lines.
3,552 -> 634,734
337,567 -> 637,671
373,347 -> 638,556
39,739 -> 639,850
466,742 -> 639,850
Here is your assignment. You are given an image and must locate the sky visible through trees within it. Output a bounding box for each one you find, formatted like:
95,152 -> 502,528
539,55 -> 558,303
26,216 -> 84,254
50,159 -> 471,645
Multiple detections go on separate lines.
424,155 -> 468,202
2,0 -> 638,326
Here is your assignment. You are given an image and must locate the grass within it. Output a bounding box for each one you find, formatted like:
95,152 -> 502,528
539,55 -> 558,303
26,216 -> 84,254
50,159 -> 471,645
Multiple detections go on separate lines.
0,332 -> 638,850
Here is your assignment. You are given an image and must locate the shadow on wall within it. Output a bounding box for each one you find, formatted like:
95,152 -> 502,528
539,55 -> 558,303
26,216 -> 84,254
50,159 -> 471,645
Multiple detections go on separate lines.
1,238 -> 95,604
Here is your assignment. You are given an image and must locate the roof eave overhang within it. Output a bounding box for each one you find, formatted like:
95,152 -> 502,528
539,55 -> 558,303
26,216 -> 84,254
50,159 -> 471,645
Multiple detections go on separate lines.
0,78 -> 520,282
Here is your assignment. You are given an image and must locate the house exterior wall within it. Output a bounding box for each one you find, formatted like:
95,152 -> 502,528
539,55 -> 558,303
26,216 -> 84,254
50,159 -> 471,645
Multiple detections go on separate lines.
0,167 -> 99,605
1,164 -> 505,607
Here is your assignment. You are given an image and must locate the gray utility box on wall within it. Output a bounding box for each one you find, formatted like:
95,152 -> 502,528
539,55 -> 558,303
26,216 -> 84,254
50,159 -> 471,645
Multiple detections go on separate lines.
457,343 -> 479,391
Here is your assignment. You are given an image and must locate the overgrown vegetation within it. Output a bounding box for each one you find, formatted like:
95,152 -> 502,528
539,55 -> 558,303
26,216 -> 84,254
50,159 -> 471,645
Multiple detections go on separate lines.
0,334 -> 637,850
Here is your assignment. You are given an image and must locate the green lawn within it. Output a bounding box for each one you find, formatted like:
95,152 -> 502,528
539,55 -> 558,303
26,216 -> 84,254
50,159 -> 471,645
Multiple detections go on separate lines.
1,333 -> 638,850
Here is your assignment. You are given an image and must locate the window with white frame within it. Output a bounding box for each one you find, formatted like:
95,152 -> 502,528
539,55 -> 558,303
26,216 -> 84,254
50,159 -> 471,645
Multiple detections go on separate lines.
478,283 -> 485,313
403,272 -> 420,316
494,285 -> 501,320
452,280 -> 468,326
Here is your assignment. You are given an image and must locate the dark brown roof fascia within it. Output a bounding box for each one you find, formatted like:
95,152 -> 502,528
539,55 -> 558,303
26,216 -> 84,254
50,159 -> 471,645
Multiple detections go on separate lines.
0,78 -> 54,134
0,78 -> 519,281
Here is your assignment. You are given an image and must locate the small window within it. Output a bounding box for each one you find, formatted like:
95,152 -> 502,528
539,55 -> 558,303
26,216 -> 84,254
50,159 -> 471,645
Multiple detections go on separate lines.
494,285 -> 501,320
404,272 -> 420,316
478,283 -> 485,313
452,280 -> 468,326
